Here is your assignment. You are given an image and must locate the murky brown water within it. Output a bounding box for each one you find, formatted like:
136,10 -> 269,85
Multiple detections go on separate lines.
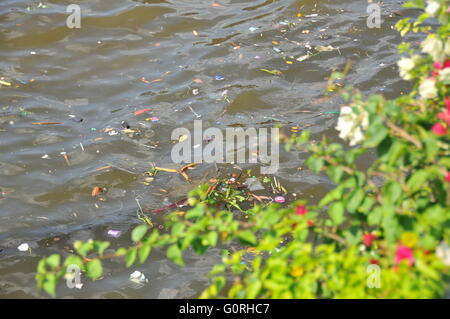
0,0 -> 414,298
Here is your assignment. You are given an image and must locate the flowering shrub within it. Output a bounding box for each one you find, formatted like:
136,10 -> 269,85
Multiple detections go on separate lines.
36,0 -> 450,298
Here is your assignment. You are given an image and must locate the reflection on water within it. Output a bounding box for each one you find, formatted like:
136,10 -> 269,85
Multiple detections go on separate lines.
0,0 -> 410,298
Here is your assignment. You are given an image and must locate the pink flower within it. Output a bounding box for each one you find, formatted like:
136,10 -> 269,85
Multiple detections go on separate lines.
432,123 -> 447,136
434,59 -> 450,70
395,245 -> 414,266
437,109 -> 450,125
446,97 -> 450,111
295,205 -> 307,216
363,233 -> 377,247
445,172 -> 450,183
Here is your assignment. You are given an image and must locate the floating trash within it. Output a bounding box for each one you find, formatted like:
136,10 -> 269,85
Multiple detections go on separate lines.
107,229 -> 122,238
108,130 -> 119,136
129,270 -> 148,284
121,121 -> 130,129
215,75 -> 225,81
274,195 -> 285,203
0,80 -> 11,86
134,108 -> 152,116
17,243 -> 29,252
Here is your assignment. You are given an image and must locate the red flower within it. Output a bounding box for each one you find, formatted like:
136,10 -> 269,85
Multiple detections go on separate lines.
446,97 -> 450,111
307,220 -> 314,227
363,233 -> 377,247
370,259 -> 379,265
432,123 -> 447,136
445,172 -> 450,183
295,205 -> 307,216
395,245 -> 414,266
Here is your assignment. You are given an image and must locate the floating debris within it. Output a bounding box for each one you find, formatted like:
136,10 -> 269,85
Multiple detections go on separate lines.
129,270 -> 148,284
0,80 -> 11,86
316,45 -> 338,52
61,152 -> 71,166
121,121 -> 130,129
260,69 -> 282,76
32,122 -> 61,125
215,75 -> 225,81
91,187 -> 104,197
107,229 -> 122,238
274,195 -> 286,203
17,243 -> 29,252
134,108 -> 152,116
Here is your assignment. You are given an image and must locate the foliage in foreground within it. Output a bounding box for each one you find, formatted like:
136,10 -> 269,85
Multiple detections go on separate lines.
36,0 -> 450,298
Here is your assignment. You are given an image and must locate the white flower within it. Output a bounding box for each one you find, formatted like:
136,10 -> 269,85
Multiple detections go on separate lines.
419,78 -> 438,99
445,38 -> 450,55
397,56 -> 419,80
425,0 -> 440,17
439,68 -> 450,82
436,242 -> 450,266
335,105 -> 369,146
422,35 -> 445,62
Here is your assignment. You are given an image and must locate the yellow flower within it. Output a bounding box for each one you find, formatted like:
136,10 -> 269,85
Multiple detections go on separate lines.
290,266 -> 305,278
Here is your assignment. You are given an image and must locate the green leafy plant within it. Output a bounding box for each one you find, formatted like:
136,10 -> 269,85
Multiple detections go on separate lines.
36,0 -> 450,298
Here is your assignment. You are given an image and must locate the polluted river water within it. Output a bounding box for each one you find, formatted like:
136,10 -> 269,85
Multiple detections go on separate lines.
0,0 -> 415,298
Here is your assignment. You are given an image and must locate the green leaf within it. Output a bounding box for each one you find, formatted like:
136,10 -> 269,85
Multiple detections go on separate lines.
383,182 -> 402,205
407,169 -> 429,192
43,274 -> 56,297
46,254 -> 61,268
126,248 -> 137,267
86,259 -> 102,279
238,230 -> 257,246
246,279 -> 262,299
346,188 -> 365,213
307,157 -> 324,173
171,222 -> 186,237
131,225 -> 148,242
185,206 -> 205,219
329,202 -> 345,225
94,241 -> 110,256
116,248 -> 127,256
167,244 -> 184,266
364,117 -> 388,147
138,243 -> 151,264
64,255 -> 84,270
207,231 -> 218,247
